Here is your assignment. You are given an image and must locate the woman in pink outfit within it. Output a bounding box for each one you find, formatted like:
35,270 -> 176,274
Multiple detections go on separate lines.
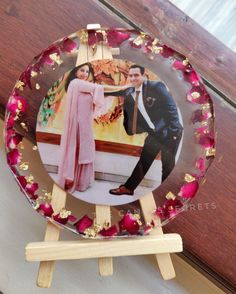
58,63 -> 105,193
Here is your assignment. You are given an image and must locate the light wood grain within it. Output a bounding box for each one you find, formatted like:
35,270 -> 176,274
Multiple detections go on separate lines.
25,234 -> 183,261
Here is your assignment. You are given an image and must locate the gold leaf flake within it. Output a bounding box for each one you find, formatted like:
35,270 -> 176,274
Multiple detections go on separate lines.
35,83 -> 40,90
185,173 -> 196,182
31,70 -> 38,77
202,103 -> 211,110
19,162 -> 29,171
165,191 -> 176,200
19,142 -> 25,150
32,145 -> 38,151
191,92 -> 200,98
79,30 -> 89,43
26,175 -> 34,183
206,148 -> 216,157
59,208 -> 71,218
49,53 -> 63,65
20,122 -> 29,132
15,80 -> 25,91
182,58 -> 189,66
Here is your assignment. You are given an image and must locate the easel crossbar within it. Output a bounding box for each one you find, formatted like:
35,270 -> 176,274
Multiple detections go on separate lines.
26,233 -> 182,261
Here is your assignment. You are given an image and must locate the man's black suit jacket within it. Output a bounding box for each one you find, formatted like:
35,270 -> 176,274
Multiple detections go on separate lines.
106,80 -> 183,140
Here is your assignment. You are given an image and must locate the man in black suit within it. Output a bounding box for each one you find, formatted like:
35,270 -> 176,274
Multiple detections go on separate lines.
108,64 -> 183,196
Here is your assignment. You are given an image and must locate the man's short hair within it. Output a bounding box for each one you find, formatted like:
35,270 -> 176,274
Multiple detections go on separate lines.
129,64 -> 145,75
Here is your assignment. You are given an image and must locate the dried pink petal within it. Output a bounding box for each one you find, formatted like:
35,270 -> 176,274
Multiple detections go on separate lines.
196,157 -> 205,173
53,213 -> 69,225
187,86 -> 210,104
88,30 -> 104,46
119,213 -> 140,235
37,202 -> 54,217
191,109 -> 210,124
68,215 -> 78,223
7,149 -> 21,165
107,30 -> 130,47
7,133 -> 23,149
59,37 -> 77,52
197,134 -> 215,149
7,94 -> 27,115
178,181 -> 199,199
160,45 -> 175,58
75,215 -> 93,233
99,225 -> 118,237
183,69 -> 200,85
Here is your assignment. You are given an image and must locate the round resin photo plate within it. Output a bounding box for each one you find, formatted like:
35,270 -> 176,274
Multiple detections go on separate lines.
4,27 -> 215,238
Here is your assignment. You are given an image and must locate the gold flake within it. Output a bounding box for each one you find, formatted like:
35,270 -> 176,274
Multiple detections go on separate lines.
19,162 -> 29,171
49,53 -> 63,65
19,142 -> 25,150
35,83 -> 40,90
26,175 -> 34,183
15,80 -> 25,91
202,103 -> 211,110
59,208 -> 71,218
31,70 -> 38,77
206,148 -> 216,157
185,173 -> 196,182
20,122 -> 29,132
133,213 -> 142,226
32,145 -> 38,151
165,191 -> 176,200
191,92 -> 200,99
79,30 -> 89,43
183,58 -> 189,66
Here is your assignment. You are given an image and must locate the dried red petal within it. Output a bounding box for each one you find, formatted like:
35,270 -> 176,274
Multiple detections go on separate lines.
7,149 -> 21,165
197,134 -> 215,149
17,175 -> 27,188
75,215 -> 93,233
25,182 -> 39,196
6,115 -> 15,129
40,45 -> 60,66
160,45 -> 175,58
7,94 -> 27,115
196,157 -> 205,174
195,125 -> 209,135
99,225 -> 118,237
68,215 -> 78,223
59,37 -> 77,52
173,60 -> 188,71
164,199 -> 183,217
191,109 -> 210,124
178,181 -> 199,199
107,30 -> 130,47
88,30 -> 104,46
154,206 -> 169,220
183,69 -> 200,85
187,86 -> 210,104
119,213 -> 140,235
37,202 -> 54,217
129,40 -> 142,49
53,213 -> 69,225
7,133 -> 23,149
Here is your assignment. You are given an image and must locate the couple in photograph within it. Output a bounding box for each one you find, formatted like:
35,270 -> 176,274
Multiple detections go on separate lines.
58,62 -> 183,196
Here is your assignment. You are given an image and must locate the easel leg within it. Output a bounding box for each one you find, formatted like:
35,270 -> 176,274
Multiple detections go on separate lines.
37,184 -> 67,287
96,205 -> 113,276
139,193 -> 177,280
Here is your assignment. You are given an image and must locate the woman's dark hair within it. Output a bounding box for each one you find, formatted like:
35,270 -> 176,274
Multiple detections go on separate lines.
64,62 -> 95,92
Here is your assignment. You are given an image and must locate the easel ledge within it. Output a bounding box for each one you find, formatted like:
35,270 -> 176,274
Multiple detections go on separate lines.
25,233 -> 182,261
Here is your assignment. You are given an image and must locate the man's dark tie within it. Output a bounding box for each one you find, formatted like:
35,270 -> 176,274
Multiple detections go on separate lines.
132,90 -> 140,134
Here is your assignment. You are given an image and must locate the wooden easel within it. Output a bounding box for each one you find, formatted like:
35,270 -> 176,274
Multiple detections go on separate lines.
25,24 -> 183,288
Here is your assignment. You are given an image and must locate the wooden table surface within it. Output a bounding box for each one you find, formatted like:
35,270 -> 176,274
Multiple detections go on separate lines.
0,1 -> 235,292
